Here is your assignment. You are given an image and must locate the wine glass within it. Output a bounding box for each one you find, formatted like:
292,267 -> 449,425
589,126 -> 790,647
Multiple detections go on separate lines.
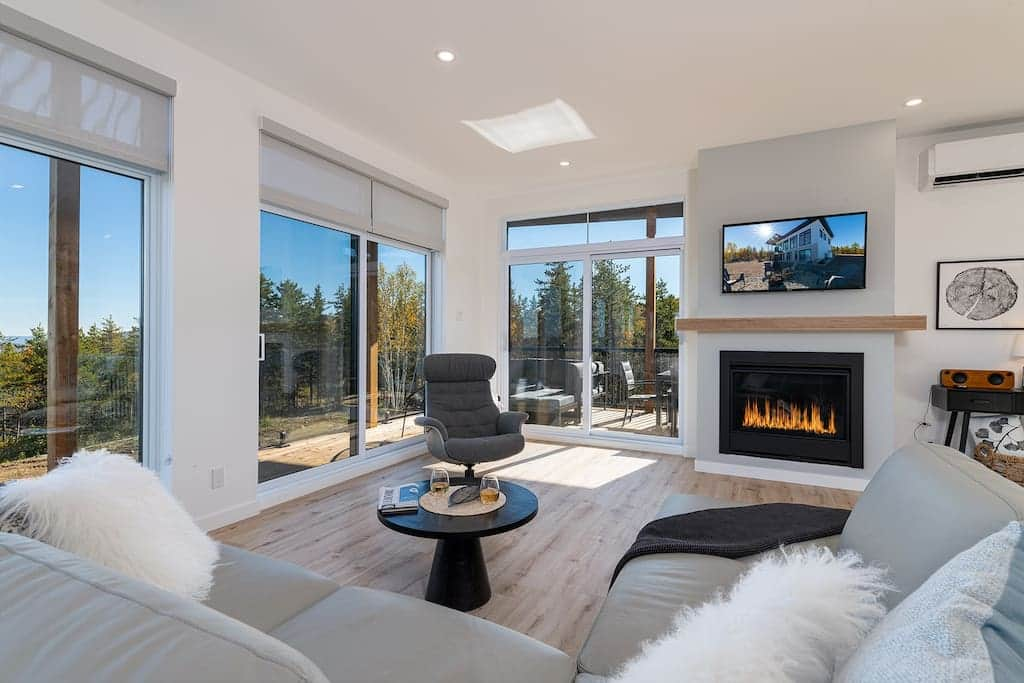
430,469 -> 450,497
480,475 -> 500,505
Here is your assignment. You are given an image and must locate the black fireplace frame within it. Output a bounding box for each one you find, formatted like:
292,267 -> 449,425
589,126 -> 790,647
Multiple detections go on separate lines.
719,351 -> 864,468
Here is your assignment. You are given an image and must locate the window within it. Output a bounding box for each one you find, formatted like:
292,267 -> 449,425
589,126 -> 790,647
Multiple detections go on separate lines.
505,202 -> 683,442
507,203 -> 683,250
592,254 -> 680,437
258,211 -> 358,483
799,230 -> 811,246
508,261 -> 584,429
256,124 -> 445,484
0,141 -> 144,482
366,241 -> 427,451
506,214 -> 587,250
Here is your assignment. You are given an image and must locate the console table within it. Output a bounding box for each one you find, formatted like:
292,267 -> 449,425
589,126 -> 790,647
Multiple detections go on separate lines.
930,385 -> 1024,453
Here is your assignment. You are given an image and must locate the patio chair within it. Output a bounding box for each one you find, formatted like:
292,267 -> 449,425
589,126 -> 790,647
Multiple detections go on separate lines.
723,267 -> 745,292
617,360 -> 658,426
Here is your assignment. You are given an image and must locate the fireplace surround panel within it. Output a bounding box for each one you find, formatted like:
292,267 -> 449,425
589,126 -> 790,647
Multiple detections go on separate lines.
719,351 -> 864,468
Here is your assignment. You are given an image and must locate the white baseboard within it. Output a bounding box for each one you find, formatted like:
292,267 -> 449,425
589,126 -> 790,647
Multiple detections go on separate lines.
523,426 -> 686,456
255,441 -> 428,512
196,500 -> 262,532
694,458 -> 869,491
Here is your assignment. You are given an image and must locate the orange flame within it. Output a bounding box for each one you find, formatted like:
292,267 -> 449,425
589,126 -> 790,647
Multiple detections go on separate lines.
742,397 -> 836,436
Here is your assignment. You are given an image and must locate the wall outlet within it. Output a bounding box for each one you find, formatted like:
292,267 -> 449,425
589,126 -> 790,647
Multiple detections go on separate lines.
210,467 -> 225,490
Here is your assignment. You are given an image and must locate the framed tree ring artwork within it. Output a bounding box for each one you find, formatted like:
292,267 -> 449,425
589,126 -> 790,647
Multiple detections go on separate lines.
937,258 -> 1024,330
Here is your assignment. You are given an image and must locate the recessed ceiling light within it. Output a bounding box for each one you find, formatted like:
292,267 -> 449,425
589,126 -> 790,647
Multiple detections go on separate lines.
904,97 -> 924,107
462,99 -> 596,154
559,160 -> 571,167
9,183 -> 24,190
435,49 -> 456,63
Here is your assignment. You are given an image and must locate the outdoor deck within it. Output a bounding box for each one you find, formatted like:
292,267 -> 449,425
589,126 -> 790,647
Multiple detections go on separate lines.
258,414 -> 423,482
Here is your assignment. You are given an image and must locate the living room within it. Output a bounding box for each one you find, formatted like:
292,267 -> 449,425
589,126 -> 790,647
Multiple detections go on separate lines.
2,1 -> 1024,681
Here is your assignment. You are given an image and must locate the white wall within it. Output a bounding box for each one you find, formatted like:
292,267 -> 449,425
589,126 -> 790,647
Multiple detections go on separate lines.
688,121 -> 897,489
7,0 -> 484,528
895,122 -> 1024,446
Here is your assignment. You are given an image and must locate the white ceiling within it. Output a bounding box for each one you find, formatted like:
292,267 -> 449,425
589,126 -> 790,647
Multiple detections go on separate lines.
103,0 -> 1024,192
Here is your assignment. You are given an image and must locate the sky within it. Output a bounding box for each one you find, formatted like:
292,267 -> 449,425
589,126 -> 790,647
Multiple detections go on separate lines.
0,142 -> 143,339
723,213 -> 867,251
259,210 -> 426,306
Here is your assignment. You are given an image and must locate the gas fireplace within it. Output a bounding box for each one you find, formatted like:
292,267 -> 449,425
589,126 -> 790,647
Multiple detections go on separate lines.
720,351 -> 863,468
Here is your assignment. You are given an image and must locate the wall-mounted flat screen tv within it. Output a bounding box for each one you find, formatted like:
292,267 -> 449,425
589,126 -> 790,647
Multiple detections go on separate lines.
722,211 -> 867,293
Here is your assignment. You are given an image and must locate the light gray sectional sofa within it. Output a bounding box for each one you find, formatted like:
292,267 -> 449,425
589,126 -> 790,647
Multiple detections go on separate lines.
2,440 -> 1022,682
576,440 -> 1024,680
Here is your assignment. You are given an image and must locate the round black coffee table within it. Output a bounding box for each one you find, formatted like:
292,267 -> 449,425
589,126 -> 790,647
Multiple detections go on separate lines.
377,478 -> 538,611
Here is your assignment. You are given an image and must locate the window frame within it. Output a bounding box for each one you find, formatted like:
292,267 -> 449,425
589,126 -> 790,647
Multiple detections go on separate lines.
256,201 -> 436,495
0,128 -> 166,476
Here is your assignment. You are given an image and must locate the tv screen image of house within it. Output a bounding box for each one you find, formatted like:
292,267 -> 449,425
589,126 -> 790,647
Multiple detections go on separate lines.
722,212 -> 867,293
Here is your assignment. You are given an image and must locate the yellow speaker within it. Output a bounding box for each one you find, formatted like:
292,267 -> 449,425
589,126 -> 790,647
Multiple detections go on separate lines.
939,369 -> 1015,391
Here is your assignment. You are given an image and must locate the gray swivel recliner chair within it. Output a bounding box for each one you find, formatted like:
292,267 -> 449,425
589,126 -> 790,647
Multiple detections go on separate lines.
414,353 -> 527,478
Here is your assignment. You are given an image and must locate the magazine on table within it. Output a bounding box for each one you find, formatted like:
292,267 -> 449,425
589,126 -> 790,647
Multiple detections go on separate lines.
378,482 -> 422,515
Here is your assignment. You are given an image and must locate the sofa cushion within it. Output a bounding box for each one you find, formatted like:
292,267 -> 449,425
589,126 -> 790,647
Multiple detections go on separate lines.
577,554 -> 747,677
205,544 -> 341,632
271,585 -> 575,683
837,521 -> 1024,681
840,441 -> 1024,607
0,532 -> 328,683
578,493 -> 845,677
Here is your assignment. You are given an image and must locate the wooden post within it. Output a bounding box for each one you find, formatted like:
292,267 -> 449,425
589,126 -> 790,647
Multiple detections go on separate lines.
47,158 -> 80,469
367,242 -> 379,429
644,207 -> 657,388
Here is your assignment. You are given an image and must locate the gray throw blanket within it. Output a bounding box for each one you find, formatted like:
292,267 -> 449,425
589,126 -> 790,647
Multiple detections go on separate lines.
611,503 -> 850,586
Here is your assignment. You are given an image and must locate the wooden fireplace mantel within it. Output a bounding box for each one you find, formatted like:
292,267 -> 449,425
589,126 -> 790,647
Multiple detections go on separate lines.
675,315 -> 927,333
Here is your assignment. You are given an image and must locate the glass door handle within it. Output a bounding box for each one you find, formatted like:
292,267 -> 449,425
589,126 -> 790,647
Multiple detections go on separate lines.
258,333 -> 265,362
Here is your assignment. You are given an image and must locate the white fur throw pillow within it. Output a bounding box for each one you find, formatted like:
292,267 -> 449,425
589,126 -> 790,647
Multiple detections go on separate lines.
612,546 -> 891,683
0,450 -> 218,600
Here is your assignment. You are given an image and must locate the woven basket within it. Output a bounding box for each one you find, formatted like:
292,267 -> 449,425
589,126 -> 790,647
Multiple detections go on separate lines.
974,443 -> 1024,486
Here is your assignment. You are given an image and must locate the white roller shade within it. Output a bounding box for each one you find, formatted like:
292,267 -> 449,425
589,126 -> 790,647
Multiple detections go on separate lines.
371,180 -> 444,251
259,133 -> 372,231
0,27 -> 171,171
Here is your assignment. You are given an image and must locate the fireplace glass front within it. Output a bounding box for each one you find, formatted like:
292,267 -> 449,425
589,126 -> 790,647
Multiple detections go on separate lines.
720,351 -> 863,468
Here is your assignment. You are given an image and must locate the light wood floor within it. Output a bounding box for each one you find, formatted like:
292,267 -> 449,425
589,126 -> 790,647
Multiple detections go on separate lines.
215,441 -> 859,656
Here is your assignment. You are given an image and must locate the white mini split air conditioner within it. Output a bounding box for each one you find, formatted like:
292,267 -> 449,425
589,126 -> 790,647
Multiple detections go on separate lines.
921,131 -> 1024,189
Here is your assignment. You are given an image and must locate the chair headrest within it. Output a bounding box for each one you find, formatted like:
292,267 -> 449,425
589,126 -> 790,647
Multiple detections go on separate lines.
423,353 -> 496,382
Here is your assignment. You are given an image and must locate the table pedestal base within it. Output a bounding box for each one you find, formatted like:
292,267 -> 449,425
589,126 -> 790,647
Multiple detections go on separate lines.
425,537 -> 491,612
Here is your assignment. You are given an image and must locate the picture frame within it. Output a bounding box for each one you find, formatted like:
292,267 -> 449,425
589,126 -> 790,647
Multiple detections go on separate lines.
936,258 -> 1024,330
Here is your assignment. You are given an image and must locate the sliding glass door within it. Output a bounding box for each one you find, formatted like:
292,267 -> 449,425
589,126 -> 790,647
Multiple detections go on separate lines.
508,261 -> 584,429
504,202 -> 684,445
591,253 -> 680,438
258,211 -> 434,484
258,211 -> 358,483
365,240 -> 428,451
0,141 -> 145,482
506,252 -> 680,441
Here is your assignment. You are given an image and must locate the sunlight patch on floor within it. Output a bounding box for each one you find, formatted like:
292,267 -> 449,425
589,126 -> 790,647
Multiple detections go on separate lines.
489,442 -> 658,489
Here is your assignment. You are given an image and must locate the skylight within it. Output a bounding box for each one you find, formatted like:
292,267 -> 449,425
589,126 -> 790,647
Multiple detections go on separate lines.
461,99 -> 595,153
